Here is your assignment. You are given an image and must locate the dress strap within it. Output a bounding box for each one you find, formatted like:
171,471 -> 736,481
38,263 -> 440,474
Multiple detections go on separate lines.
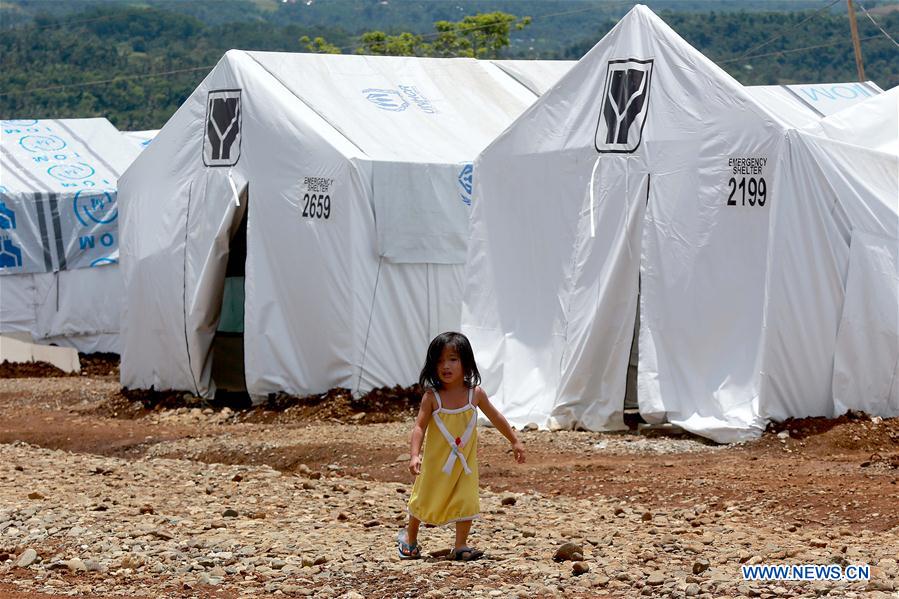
467,387 -> 474,407
432,389 -> 443,412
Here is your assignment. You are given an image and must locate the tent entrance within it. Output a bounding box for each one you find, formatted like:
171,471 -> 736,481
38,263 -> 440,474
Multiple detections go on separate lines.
624,289 -> 640,410
211,186 -> 248,396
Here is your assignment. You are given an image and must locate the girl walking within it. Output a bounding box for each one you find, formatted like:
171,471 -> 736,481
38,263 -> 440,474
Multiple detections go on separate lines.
397,331 -> 525,561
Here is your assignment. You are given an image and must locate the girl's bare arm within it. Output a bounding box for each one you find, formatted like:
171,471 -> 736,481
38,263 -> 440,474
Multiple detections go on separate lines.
475,388 -> 525,463
409,391 -> 435,475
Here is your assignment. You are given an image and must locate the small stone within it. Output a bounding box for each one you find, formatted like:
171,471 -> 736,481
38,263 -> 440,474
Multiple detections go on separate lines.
232,474 -> 243,482
363,519 -> 381,528
553,542 -> 583,562
685,583 -> 700,596
65,558 -> 87,572
313,556 -> 327,566
27,492 -> 44,500
521,529 -> 536,538
572,561 -> 590,576
15,549 -> 37,568
641,511 -> 652,521
501,496 -> 517,506
646,571 -> 665,586
692,558 -> 710,574
222,508 -> 239,518
810,539 -> 827,548
139,505 -> 154,515
395,454 -> 411,463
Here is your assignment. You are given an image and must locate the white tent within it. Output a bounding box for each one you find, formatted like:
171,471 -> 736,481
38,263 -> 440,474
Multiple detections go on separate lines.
462,5 -> 898,442
119,52 -> 571,398
122,130 -> 159,152
0,118 -> 141,353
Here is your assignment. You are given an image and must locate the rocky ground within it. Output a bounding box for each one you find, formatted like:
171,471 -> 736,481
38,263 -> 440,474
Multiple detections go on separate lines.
0,362 -> 897,598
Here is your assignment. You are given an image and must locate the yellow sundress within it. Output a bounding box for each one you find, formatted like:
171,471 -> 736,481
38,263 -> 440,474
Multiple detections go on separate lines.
408,387 -> 479,526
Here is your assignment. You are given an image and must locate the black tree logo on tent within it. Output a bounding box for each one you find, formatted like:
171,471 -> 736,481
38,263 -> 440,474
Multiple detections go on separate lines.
594,59 -> 653,153
203,90 -> 242,167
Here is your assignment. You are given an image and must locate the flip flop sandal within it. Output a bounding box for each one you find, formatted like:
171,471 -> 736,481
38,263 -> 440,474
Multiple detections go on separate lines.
397,529 -> 421,560
449,546 -> 483,561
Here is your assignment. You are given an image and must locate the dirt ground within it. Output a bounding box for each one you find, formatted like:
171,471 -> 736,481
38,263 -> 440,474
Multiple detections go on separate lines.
0,358 -> 897,598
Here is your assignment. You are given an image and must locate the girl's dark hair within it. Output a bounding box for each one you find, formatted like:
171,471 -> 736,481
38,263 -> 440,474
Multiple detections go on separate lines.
418,331 -> 481,390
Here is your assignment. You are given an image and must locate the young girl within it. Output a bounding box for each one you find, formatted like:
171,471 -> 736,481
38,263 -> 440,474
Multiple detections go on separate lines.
397,331 -> 525,561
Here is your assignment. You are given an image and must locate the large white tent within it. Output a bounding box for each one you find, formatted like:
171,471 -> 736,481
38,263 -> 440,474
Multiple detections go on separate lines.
119,52 -> 571,399
0,118 -> 141,353
462,5 -> 898,442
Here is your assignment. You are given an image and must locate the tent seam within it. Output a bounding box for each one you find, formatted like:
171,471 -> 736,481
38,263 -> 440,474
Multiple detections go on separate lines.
182,179 -> 200,396
241,51 -> 369,158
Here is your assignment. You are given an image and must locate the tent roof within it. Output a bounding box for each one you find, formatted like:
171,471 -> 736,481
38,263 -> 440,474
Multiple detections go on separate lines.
1,118 -> 140,195
240,51 -> 545,163
810,85 -> 899,154
490,60 -> 577,95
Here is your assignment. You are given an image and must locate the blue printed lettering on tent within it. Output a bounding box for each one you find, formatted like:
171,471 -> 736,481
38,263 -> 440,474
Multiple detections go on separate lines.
90,256 -> 117,267
363,89 -> 409,112
458,164 -> 473,206
0,238 -> 23,269
19,135 -> 67,153
73,190 -> 117,226
48,162 -> 95,181
0,201 -> 16,230
2,120 -> 38,127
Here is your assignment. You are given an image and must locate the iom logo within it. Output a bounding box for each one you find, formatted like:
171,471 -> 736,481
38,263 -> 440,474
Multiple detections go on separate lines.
204,89 -> 242,167
458,163 -> 473,206
48,162 -> 95,181
595,58 -> 653,153
73,190 -> 117,226
20,135 -> 67,153
363,89 -> 409,112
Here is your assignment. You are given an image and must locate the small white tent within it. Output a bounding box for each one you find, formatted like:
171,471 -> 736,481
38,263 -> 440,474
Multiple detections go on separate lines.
0,118 -> 141,352
462,5 -> 898,442
119,52 -> 571,399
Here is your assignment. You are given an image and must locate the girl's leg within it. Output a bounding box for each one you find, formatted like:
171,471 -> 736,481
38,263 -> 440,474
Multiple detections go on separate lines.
407,516 -> 421,545
454,520 -> 472,549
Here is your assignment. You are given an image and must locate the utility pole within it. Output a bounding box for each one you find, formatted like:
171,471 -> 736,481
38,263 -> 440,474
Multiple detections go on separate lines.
847,0 -> 866,81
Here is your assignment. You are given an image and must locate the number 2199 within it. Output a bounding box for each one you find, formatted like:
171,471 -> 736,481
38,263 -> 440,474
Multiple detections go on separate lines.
727,177 -> 766,207
302,193 -> 330,219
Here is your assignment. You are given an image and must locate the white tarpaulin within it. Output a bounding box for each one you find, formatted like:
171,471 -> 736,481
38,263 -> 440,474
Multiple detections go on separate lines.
0,118 -> 141,352
119,53 -> 565,399
462,5 -> 897,442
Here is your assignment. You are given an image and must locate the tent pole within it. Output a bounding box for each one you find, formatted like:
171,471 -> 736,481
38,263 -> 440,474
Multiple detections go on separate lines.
846,0 -> 866,81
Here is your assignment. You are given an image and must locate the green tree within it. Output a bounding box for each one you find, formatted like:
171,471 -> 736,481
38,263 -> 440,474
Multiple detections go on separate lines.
299,35 -> 342,54
356,31 -> 424,56
356,11 -> 531,58
429,12 -> 532,58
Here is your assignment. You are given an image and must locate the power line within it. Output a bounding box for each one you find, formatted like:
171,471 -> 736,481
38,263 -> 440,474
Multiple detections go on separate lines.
0,65 -> 214,98
719,32 -> 891,64
3,1 -> 628,97
343,2 -> 628,54
1,10 -> 150,32
855,0 -> 899,48
731,0 -> 844,61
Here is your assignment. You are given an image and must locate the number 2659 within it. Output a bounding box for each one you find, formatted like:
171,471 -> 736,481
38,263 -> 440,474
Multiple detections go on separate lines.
302,193 -> 331,219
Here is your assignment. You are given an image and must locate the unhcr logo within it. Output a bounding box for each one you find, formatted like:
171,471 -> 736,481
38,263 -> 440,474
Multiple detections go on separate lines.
595,58 -> 653,153
363,89 -> 409,112
204,89 -> 242,167
363,86 -> 437,114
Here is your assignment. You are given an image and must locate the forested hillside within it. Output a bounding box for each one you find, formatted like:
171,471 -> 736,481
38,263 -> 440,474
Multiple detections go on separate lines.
1,0 -> 896,129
